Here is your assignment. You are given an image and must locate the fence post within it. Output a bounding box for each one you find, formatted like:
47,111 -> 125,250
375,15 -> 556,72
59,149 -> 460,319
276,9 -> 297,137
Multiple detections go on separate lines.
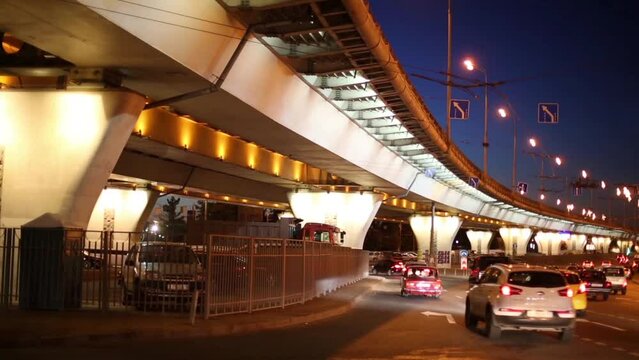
302,240 -> 306,304
248,237 -> 255,313
1,228 -> 15,308
281,239 -> 286,308
204,235 -> 212,319
100,231 -> 111,311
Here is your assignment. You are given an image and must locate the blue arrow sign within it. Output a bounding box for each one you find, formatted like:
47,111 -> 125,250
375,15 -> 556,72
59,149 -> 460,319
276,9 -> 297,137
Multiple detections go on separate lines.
517,182 -> 528,194
450,99 -> 470,120
538,103 -> 559,124
469,177 -> 480,188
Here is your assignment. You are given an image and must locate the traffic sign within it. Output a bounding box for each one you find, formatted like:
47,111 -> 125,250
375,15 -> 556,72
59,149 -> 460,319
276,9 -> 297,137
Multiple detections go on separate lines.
469,177 -> 480,188
460,249 -> 469,257
538,103 -> 559,124
449,99 -> 470,120
517,182 -> 528,194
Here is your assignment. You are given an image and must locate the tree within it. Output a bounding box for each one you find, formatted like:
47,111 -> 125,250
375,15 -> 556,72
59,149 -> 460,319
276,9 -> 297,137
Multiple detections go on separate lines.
161,196 -> 186,241
195,200 -> 206,221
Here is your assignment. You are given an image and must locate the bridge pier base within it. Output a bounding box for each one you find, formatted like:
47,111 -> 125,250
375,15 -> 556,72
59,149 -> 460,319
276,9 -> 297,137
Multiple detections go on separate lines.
499,228 -> 532,257
466,230 -> 492,255
287,190 -> 383,249
0,90 -> 146,228
409,215 -> 462,267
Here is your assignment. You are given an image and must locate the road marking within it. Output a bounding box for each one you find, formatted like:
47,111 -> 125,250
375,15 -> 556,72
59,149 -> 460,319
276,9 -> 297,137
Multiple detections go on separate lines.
577,318 -> 626,331
581,337 -> 592,342
421,311 -> 456,324
613,347 -> 626,352
594,341 -> 606,346
455,295 -> 463,299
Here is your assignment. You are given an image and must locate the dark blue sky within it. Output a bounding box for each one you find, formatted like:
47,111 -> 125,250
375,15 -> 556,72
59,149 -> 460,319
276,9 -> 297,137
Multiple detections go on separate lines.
371,0 -> 639,221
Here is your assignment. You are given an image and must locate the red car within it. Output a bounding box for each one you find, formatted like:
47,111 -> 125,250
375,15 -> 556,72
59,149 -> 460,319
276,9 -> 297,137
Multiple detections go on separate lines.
400,264 -> 442,298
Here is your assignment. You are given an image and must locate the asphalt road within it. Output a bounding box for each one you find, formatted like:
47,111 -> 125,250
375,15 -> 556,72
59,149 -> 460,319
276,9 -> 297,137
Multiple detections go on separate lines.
4,276 -> 639,360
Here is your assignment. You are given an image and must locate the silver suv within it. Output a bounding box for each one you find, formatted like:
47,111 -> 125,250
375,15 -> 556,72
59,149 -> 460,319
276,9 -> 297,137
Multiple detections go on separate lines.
120,242 -> 204,309
465,264 -> 575,341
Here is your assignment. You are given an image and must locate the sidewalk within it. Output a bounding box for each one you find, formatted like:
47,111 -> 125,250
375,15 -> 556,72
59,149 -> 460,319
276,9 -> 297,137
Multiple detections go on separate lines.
0,277 -> 381,348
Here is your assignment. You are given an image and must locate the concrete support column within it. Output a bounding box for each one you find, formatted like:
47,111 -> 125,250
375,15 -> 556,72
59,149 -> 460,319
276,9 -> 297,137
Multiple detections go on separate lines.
287,190 -> 383,249
499,228 -> 532,256
467,230 -> 492,254
571,234 -> 587,254
592,237 -> 612,253
86,188 -> 159,247
409,215 -> 462,268
0,90 -> 146,228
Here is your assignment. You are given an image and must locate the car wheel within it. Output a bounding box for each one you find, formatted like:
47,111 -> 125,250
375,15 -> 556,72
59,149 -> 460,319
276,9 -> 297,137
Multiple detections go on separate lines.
622,288 -> 627,295
576,310 -> 586,317
486,307 -> 501,339
603,293 -> 609,301
560,328 -> 574,342
464,300 -> 477,329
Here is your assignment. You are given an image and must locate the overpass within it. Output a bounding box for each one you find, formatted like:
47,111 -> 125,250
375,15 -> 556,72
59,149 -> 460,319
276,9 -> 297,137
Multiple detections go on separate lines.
0,0 -> 635,261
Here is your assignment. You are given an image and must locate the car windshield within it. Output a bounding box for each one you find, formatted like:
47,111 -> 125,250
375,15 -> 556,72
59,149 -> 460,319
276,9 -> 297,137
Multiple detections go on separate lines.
507,271 -> 566,288
139,245 -> 199,264
561,273 -> 581,285
581,271 -> 606,282
405,267 -> 437,279
603,268 -> 624,276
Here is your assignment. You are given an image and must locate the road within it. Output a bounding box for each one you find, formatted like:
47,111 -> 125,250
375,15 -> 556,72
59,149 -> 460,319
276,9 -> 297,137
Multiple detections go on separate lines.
3,276 -> 639,360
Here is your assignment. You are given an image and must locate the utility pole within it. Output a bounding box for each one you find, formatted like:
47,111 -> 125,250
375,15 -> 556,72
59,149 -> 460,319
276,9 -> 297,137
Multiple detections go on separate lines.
446,0 -> 452,143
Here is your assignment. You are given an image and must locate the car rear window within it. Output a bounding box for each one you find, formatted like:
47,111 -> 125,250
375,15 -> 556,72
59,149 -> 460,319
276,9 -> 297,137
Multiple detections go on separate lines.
507,271 -> 566,288
561,273 -> 581,285
603,268 -> 624,276
405,267 -> 438,279
581,271 -> 606,282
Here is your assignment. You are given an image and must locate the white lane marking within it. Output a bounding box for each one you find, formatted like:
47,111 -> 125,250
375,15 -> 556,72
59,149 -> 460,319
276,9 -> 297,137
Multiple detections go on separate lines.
613,347 -> 626,352
581,337 -> 593,342
421,311 -> 456,324
455,295 -> 463,299
577,318 -> 626,331
594,341 -> 606,346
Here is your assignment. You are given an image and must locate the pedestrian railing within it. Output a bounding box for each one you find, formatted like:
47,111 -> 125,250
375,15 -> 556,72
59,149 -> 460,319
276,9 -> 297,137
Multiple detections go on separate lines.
0,228 -> 369,317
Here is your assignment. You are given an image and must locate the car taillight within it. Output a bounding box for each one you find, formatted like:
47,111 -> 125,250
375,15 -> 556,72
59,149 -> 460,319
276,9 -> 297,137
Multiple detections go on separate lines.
500,285 -> 522,296
471,268 -> 479,277
605,281 -> 612,288
578,283 -> 587,294
558,288 -> 574,297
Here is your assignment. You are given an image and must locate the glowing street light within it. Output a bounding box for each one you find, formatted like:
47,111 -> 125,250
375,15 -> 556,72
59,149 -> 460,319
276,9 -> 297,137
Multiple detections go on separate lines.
463,59 -> 475,71
581,170 -> 588,179
540,193 -> 545,200
567,204 -> 575,212
529,138 -> 537,148
601,180 -> 606,189
556,198 -> 561,206
497,108 -> 508,118
617,187 -> 622,197
554,156 -> 562,166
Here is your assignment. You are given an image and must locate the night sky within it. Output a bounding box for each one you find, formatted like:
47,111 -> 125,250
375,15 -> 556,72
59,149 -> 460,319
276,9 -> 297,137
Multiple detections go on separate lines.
370,0 -> 639,222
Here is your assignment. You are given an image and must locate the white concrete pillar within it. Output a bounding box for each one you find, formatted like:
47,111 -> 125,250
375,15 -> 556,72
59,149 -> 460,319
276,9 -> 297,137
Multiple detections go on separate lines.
287,190 -> 383,249
467,230 -> 493,254
592,237 -> 612,253
571,234 -> 587,253
0,90 -> 146,228
410,215 -> 462,266
499,228 -> 532,256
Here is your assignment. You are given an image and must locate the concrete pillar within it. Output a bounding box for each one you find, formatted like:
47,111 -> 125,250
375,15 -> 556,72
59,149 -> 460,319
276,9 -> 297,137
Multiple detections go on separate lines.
0,90 -> 146,228
499,228 -> 532,256
409,215 -> 462,268
287,190 -> 383,249
592,237 -> 612,253
571,234 -> 587,254
467,230 -> 492,254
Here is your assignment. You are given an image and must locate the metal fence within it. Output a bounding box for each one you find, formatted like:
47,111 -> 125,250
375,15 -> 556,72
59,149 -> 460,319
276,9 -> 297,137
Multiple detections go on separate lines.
0,228 -> 369,317
203,235 -> 369,317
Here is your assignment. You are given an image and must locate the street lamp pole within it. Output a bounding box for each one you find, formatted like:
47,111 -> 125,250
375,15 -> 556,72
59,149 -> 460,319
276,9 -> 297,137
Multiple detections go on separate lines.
446,0 -> 452,143
482,70 -> 489,176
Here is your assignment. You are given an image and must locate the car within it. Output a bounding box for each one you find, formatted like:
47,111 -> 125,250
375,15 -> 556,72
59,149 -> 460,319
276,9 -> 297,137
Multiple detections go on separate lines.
560,270 -> 587,316
601,260 -> 612,268
582,260 -> 594,269
400,263 -> 442,298
468,255 -> 511,286
580,269 -> 612,301
465,264 -> 575,342
602,266 -> 627,295
370,259 -> 405,276
120,241 -> 205,309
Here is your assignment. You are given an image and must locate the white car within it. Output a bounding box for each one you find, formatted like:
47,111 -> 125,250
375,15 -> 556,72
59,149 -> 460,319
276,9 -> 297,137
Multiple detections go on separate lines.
465,264 -> 575,341
602,266 -> 628,295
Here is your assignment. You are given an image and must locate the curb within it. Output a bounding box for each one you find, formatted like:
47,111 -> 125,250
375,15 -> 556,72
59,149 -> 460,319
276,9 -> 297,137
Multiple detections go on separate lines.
0,281 -> 378,349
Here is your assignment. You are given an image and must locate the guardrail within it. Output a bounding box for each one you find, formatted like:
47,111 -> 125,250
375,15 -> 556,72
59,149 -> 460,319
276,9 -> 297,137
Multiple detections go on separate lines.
203,235 -> 369,317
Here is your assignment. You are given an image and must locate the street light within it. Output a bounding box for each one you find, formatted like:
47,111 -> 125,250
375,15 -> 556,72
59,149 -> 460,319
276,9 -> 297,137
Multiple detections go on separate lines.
556,198 -> 561,206
463,58 -> 489,176
601,180 -> 606,190
529,138 -> 537,148
554,156 -> 562,166
497,106 -> 517,191
581,170 -> 588,179
540,193 -> 545,200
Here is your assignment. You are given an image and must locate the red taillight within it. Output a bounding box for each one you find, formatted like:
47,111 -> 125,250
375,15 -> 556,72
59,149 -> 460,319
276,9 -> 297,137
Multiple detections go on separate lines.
500,285 -> 522,296
471,268 -> 479,276
558,288 -> 574,297
605,281 -> 612,288
578,283 -> 587,294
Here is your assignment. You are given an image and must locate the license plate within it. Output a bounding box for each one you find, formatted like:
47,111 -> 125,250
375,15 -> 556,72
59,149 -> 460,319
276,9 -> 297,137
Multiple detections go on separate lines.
527,310 -> 552,318
591,284 -> 602,287
168,283 -> 189,291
